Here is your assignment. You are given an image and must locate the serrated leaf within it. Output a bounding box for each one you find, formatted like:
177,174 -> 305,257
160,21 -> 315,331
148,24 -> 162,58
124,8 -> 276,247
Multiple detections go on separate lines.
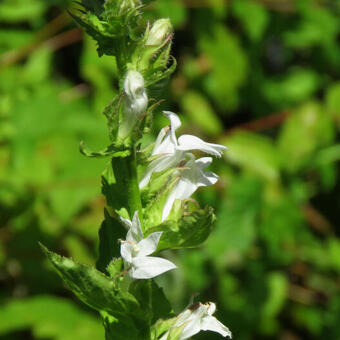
40,244 -> 141,319
80,141 -> 130,158
146,206 -> 215,251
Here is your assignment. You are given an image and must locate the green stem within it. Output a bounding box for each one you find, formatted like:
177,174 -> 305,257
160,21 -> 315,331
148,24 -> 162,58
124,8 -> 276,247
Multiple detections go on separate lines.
111,146 -> 143,222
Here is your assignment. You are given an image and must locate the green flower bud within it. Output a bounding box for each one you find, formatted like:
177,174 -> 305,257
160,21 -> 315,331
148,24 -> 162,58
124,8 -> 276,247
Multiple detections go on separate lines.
146,18 -> 173,47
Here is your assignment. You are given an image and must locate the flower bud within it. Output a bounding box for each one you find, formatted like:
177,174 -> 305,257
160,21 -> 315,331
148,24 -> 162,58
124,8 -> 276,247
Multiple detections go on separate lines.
124,70 -> 148,115
119,70 -> 148,139
146,18 -> 173,47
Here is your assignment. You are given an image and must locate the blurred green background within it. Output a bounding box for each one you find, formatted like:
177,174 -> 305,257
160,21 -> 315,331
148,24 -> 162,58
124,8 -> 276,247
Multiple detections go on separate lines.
1,0 -> 340,339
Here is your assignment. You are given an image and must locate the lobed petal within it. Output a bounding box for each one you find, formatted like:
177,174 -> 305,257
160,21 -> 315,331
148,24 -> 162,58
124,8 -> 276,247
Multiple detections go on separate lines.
201,316 -> 232,338
120,242 -> 134,263
177,135 -> 227,157
130,256 -> 176,279
138,231 -> 162,256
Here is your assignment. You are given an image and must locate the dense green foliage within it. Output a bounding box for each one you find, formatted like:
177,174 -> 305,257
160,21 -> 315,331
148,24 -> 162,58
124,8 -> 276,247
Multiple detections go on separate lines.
1,0 -> 340,339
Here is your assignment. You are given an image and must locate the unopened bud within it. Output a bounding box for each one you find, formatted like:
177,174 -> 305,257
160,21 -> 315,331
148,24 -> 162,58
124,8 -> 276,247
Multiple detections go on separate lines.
146,18 -> 173,46
119,70 -> 148,139
124,70 -> 148,115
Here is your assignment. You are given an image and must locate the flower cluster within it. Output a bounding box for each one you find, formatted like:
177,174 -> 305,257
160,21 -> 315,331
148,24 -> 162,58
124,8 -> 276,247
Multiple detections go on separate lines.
116,70 -> 231,339
140,110 -> 227,220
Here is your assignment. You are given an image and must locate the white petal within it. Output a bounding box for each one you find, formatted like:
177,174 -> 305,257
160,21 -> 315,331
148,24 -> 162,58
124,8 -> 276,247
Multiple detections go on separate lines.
120,242 -> 133,263
177,135 -> 227,157
196,170 -> 218,187
195,157 -> 213,169
207,302 -> 216,315
163,111 -> 181,147
139,154 -> 180,189
163,111 -> 181,132
119,216 -> 132,230
201,316 -> 232,338
153,127 -> 168,152
126,211 -> 143,242
130,256 -> 176,279
153,134 -> 175,155
179,318 -> 202,340
138,232 -> 162,256
162,177 -> 198,221
161,182 -> 180,221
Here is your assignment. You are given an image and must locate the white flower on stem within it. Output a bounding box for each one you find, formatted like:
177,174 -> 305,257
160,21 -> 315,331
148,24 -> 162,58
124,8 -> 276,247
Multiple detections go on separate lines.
160,302 -> 231,340
162,155 -> 218,221
120,212 -> 176,279
119,70 -> 148,138
139,111 -> 226,189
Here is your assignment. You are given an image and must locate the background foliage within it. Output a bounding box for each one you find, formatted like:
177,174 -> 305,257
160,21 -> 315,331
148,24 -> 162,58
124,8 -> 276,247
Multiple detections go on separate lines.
1,0 -> 340,339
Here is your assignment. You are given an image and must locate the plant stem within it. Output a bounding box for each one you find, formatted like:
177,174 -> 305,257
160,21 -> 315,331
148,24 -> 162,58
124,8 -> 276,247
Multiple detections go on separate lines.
119,146 -> 143,222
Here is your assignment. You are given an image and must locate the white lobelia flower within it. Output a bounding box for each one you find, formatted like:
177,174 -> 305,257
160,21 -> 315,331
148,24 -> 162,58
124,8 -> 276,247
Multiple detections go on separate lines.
139,111 -> 227,189
119,70 -> 148,139
120,211 -> 177,279
161,155 -> 218,221
160,302 -> 231,340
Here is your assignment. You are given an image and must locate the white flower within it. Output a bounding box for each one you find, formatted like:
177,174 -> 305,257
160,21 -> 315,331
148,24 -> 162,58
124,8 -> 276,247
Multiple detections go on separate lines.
160,302 -> 231,340
119,70 -> 148,138
162,156 -> 218,221
120,212 -> 176,279
139,111 -> 226,189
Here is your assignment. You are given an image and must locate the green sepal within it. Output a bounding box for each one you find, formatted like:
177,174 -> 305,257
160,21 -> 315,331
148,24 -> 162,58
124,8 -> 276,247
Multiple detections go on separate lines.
145,206 -> 216,251
80,141 -> 131,158
151,317 -> 177,340
107,257 -> 124,279
167,323 -> 185,340
146,56 -> 177,88
40,244 -> 140,318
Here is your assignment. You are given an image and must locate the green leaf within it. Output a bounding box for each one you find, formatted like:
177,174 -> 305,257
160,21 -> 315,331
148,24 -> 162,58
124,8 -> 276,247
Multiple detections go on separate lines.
326,82 -> 340,119
206,174 -> 262,263
180,90 -> 223,136
0,296 -> 103,340
146,206 -> 215,251
232,0 -> 269,41
107,257 -> 124,278
40,244 -> 141,319
220,132 -> 281,182
96,212 -> 125,274
263,68 -> 320,107
130,280 -> 173,324
80,0 -> 104,16
80,141 -> 131,158
278,102 -> 334,172
199,24 -> 247,111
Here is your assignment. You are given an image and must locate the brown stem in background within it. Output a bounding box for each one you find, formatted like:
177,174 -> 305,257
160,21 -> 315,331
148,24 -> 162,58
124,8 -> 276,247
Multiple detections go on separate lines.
0,13 -> 72,70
